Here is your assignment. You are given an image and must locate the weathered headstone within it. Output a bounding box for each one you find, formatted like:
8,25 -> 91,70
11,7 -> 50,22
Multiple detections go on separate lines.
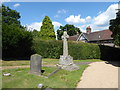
30,54 -> 42,76
58,31 -> 79,71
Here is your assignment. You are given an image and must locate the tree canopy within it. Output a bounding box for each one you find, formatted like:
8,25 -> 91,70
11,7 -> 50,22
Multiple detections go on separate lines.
57,24 -> 81,40
39,16 -> 56,40
2,5 -> 21,26
2,5 -> 33,59
109,10 -> 120,46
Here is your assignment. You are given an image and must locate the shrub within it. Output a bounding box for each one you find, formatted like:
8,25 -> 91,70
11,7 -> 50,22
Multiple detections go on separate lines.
32,39 -> 100,60
68,41 -> 100,59
32,38 -> 63,59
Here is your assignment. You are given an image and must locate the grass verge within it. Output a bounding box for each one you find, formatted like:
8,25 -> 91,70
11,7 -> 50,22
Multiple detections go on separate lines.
2,59 -> 102,66
2,65 -> 88,88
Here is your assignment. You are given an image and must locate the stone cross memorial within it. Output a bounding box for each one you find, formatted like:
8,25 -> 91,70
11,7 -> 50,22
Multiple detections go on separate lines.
30,54 -> 42,76
58,31 -> 79,71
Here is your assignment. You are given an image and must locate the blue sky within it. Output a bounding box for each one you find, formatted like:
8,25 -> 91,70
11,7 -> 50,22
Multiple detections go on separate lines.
4,2 -> 118,32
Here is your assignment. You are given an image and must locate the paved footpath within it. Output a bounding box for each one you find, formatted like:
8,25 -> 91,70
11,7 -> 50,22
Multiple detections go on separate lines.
77,62 -> 118,88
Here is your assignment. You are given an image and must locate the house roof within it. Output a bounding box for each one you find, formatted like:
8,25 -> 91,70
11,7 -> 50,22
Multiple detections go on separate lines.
68,29 -> 113,41
68,34 -> 79,41
83,29 -> 113,41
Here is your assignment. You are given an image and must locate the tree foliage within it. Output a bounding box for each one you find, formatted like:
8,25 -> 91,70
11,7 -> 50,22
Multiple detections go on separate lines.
2,5 -> 33,59
32,29 -> 39,38
109,10 -> 120,46
39,16 -> 56,40
57,24 -> 81,40
2,5 -> 21,26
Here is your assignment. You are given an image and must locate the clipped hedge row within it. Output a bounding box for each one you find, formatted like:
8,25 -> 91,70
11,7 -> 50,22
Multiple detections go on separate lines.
32,38 -> 63,59
32,39 -> 100,60
68,41 -> 100,59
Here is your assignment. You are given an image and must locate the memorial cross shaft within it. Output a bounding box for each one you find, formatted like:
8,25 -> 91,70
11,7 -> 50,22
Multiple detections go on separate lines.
62,31 -> 69,57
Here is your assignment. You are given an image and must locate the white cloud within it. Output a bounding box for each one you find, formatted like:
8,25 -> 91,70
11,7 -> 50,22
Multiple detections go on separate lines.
52,21 -> 62,28
0,0 -> 11,4
57,9 -> 67,14
13,3 -> 20,7
86,16 -> 92,22
65,15 -> 92,24
94,4 -> 118,26
26,21 -> 62,31
0,0 -> 11,2
65,15 -> 83,24
76,4 -> 118,32
27,22 -> 42,31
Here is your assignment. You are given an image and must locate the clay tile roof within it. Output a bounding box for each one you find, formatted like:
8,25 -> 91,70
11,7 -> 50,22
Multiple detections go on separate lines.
68,34 -> 79,41
83,29 -> 113,41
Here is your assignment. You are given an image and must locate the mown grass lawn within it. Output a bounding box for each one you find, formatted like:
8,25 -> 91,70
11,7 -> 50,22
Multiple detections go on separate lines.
2,59 -> 103,88
2,65 -> 88,88
2,59 -> 103,66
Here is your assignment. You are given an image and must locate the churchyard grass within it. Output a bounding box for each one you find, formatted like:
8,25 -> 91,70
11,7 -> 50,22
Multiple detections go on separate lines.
2,59 -> 102,88
2,65 -> 88,88
74,59 -> 103,63
2,59 -> 102,66
2,60 -> 30,66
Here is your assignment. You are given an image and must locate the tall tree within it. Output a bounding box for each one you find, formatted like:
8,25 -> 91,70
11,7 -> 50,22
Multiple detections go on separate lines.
57,24 -> 81,40
39,16 -> 56,40
2,5 -> 33,59
32,29 -> 39,38
109,9 -> 120,46
2,5 -> 21,26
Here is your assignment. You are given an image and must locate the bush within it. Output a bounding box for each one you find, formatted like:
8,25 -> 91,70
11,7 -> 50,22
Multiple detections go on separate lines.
32,39 -> 100,59
32,38 -> 63,59
68,41 -> 100,59
2,25 -> 33,60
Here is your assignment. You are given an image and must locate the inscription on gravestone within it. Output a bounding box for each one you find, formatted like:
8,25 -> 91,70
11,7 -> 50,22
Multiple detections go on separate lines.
30,54 -> 42,76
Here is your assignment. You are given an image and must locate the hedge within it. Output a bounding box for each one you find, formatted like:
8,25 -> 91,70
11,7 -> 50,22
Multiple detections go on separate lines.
32,39 -> 100,60
68,41 -> 100,59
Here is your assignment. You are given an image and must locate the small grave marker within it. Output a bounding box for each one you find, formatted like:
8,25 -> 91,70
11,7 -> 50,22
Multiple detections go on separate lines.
30,54 -> 42,76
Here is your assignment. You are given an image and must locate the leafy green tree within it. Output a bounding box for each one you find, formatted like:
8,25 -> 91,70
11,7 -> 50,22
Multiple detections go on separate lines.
32,29 -> 39,38
2,5 -> 33,59
2,5 -> 21,26
39,16 -> 56,40
109,10 -> 120,46
57,24 -> 81,40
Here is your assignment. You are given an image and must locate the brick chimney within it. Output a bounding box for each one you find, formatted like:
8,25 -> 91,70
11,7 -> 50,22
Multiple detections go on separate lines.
86,26 -> 91,34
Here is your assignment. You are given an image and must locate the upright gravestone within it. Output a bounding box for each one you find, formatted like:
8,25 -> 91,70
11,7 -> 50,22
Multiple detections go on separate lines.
30,54 -> 42,76
58,31 -> 79,71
